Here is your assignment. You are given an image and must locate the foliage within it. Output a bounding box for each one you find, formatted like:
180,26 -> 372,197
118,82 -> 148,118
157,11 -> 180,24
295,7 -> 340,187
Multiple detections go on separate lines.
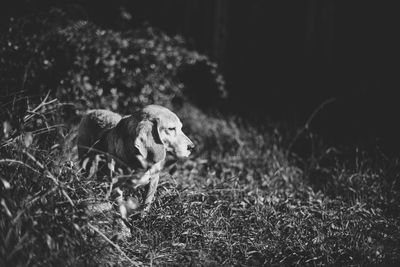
0,8 -> 226,123
2,97 -> 400,265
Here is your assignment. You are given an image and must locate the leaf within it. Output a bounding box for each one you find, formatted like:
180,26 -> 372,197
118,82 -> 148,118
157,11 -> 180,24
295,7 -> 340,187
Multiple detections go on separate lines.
0,199 -> 12,217
22,132 -> 33,147
2,121 -> 13,139
1,178 -> 11,189
46,234 -> 56,250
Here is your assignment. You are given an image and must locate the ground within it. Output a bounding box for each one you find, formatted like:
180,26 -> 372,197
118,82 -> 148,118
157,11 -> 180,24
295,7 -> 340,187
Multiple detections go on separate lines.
1,102 -> 399,266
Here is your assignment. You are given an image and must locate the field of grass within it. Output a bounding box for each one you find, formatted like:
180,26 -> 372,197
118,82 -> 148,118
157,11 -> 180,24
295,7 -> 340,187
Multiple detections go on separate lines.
1,9 -> 400,266
1,100 -> 400,266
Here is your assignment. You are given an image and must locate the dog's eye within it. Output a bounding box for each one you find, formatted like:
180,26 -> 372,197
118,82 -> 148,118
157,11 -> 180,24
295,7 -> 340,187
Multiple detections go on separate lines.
168,127 -> 176,131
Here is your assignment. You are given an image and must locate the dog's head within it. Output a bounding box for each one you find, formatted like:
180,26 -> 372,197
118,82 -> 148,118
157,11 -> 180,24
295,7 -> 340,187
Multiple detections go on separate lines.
122,105 -> 194,168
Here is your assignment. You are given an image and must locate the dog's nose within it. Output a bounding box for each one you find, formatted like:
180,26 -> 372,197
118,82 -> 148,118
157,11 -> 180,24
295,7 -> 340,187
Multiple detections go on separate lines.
187,143 -> 195,152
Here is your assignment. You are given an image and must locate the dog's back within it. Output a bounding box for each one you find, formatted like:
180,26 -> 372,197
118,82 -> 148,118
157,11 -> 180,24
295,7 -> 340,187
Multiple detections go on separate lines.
77,109 -> 122,159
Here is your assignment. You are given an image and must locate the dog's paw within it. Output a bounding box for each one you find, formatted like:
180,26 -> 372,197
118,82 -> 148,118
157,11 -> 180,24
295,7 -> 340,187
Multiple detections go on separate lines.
118,196 -> 140,219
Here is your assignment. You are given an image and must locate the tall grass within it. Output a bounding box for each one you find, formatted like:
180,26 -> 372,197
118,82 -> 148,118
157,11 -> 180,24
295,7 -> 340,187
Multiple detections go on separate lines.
1,100 -> 400,266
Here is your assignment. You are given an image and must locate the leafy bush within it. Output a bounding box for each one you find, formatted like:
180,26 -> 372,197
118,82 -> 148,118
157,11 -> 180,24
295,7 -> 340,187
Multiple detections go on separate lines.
0,8 -> 226,125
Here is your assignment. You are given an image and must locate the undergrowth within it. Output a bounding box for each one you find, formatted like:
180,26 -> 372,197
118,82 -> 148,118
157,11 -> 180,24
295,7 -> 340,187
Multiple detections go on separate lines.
1,100 -> 399,266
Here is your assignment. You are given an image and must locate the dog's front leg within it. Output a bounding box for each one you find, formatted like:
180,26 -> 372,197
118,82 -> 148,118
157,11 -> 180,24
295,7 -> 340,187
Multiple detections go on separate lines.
142,173 -> 160,213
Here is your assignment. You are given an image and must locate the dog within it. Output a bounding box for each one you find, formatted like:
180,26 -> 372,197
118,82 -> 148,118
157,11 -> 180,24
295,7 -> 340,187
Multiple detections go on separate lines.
77,105 -> 194,217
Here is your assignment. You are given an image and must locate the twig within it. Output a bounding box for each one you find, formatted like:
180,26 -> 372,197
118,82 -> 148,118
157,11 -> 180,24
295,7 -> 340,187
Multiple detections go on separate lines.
0,159 -> 77,212
87,223 -> 139,266
26,110 -> 50,129
0,159 -> 41,174
25,186 -> 58,207
21,149 -> 75,207
0,124 -> 65,148
23,149 -> 45,169
31,124 -> 66,135
23,92 -> 57,123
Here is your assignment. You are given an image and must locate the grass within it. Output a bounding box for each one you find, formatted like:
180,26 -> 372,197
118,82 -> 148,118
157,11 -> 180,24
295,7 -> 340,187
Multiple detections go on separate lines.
1,100 -> 400,266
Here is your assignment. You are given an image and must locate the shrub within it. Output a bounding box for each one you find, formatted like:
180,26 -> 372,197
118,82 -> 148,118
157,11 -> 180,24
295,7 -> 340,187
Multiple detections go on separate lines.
0,8 -> 226,126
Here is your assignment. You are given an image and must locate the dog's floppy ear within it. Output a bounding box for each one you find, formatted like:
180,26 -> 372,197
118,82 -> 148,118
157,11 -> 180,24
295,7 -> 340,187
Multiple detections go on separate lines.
134,118 -> 165,168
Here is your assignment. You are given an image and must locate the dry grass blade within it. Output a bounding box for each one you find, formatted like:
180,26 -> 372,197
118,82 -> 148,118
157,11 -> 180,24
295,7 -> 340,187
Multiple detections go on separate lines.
87,223 -> 139,266
287,97 -> 336,154
0,159 -> 41,174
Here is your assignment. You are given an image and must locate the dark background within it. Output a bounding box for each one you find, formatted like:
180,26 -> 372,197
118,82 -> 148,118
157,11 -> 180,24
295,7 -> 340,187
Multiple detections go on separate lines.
1,0 -> 399,153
